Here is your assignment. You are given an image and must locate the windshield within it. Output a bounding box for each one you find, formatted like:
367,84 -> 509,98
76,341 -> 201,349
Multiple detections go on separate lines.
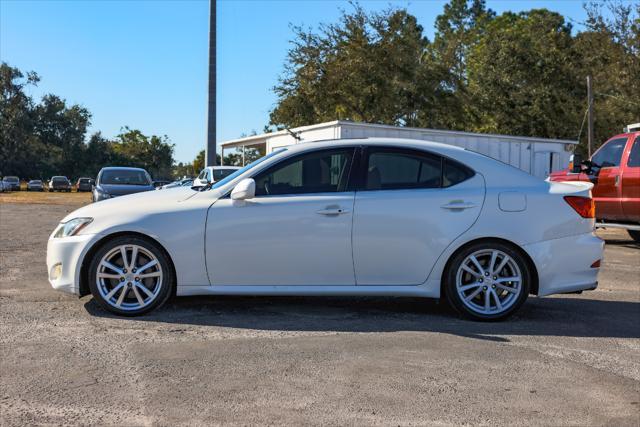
100,169 -> 150,186
52,177 -> 68,183
210,149 -> 287,189
213,169 -> 237,181
3,176 -> 18,182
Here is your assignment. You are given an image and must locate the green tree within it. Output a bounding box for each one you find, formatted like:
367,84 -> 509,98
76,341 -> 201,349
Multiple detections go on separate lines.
465,9 -> 581,139
0,63 -> 40,178
572,1 -> 640,152
112,127 -> 175,179
270,4 -> 440,128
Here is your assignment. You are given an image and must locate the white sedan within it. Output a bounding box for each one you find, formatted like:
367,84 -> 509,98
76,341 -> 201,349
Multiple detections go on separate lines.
46,139 -> 603,321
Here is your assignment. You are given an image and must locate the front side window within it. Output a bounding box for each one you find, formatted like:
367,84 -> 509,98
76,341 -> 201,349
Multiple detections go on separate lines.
365,148 -> 442,190
254,148 -> 354,196
592,137 -> 627,168
627,136 -> 640,167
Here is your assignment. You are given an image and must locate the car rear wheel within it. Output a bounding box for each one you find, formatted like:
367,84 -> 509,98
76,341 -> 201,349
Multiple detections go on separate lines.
88,236 -> 173,316
445,242 -> 530,321
627,230 -> 640,243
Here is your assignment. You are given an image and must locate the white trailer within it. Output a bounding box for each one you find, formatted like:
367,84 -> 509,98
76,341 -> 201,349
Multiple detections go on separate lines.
220,120 -> 576,179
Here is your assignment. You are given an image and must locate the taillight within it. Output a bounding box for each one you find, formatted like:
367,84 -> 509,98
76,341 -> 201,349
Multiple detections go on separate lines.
564,196 -> 595,218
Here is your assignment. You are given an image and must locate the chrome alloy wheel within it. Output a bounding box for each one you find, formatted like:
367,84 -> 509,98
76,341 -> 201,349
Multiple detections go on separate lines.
455,249 -> 522,315
96,244 -> 163,311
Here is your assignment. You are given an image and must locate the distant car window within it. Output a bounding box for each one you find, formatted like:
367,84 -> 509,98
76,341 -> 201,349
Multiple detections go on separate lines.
213,169 -> 236,181
3,176 -> 18,183
100,170 -> 150,186
592,137 -> 627,168
627,136 -> 640,167
79,178 -> 90,184
52,177 -> 68,183
254,148 -> 354,196
443,159 -> 475,187
365,148 -> 442,190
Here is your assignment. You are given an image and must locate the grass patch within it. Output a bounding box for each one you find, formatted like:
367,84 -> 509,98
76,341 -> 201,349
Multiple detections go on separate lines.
0,190 -> 92,206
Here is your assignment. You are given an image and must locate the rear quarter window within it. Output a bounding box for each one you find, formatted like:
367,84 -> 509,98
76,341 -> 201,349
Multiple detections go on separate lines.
443,159 -> 475,187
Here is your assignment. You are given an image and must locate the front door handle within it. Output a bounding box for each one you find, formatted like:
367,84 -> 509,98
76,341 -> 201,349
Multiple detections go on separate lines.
316,207 -> 349,216
441,201 -> 476,210
614,175 -> 620,187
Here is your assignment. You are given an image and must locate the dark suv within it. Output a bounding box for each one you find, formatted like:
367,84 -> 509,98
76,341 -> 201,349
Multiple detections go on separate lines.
93,167 -> 155,202
76,177 -> 94,192
49,176 -> 71,192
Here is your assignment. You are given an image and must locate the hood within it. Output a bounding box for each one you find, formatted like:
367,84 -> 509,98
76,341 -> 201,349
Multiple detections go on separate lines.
98,183 -> 154,196
61,186 -> 205,224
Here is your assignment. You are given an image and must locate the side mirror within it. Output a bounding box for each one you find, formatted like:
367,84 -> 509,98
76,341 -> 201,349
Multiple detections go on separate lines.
231,178 -> 255,200
570,154 -> 583,173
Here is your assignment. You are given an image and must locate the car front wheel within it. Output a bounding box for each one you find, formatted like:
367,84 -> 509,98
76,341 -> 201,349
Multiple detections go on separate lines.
445,242 -> 530,321
88,236 -> 174,316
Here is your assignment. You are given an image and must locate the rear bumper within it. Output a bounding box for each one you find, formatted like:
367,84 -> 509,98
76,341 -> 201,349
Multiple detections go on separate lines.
523,232 -> 604,297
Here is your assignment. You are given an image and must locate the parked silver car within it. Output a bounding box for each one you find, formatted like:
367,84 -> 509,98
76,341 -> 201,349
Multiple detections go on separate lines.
27,179 -> 45,191
2,176 -> 20,191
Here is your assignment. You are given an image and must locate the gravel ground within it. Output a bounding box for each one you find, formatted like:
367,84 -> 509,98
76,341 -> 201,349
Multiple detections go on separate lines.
1,201 -> 639,426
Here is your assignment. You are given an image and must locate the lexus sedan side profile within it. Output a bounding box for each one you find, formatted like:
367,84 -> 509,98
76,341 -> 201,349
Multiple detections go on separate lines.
92,167 -> 155,202
47,139 -> 603,321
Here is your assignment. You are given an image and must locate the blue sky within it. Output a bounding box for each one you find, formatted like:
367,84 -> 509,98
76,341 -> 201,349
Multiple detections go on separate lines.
2,0 -> 593,162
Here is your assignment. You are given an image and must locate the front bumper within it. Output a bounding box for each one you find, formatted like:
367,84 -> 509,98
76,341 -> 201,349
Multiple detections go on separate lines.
46,233 -> 98,295
523,232 -> 604,297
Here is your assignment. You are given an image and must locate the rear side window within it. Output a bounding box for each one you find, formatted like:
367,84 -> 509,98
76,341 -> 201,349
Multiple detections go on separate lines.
364,148 -> 474,190
592,137 -> 627,168
366,149 -> 442,190
628,136 -> 640,167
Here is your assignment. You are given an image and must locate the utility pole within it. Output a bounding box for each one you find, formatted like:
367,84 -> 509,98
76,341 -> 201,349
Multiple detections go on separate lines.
587,75 -> 594,158
206,0 -> 217,166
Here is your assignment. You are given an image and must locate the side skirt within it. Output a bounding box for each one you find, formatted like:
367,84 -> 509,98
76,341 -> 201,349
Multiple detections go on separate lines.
176,284 -> 439,298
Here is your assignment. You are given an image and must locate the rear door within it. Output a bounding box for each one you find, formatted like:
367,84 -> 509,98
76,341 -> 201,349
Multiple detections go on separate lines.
352,146 -> 485,285
621,135 -> 640,222
591,136 -> 628,221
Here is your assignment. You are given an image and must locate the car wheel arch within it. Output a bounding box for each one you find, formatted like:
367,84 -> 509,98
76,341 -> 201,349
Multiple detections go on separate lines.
79,231 -> 177,297
439,237 -> 539,298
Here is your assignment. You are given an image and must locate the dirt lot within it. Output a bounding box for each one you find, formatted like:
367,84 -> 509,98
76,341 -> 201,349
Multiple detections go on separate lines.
1,198 -> 639,426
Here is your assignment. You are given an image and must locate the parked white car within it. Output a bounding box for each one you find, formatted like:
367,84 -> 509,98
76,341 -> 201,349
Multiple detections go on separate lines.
46,139 -> 603,320
193,166 -> 240,187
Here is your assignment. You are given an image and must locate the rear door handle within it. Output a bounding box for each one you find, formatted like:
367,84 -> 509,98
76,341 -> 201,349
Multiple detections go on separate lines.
316,207 -> 349,216
441,201 -> 476,210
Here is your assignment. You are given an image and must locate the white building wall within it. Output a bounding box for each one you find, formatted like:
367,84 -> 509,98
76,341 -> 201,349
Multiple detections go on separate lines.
252,121 -> 573,179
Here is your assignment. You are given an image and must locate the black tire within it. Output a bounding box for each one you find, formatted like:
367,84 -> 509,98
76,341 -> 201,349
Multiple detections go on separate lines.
444,241 -> 531,321
628,229 -> 640,243
88,235 -> 174,316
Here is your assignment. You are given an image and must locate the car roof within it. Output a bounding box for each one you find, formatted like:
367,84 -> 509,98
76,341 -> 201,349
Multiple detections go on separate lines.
206,166 -> 241,170
100,167 -> 147,172
288,137 -> 464,151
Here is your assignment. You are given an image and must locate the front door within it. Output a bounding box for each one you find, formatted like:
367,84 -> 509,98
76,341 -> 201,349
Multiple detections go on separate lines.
621,135 -> 640,222
352,147 -> 485,285
205,147 -> 357,286
590,136 -> 628,221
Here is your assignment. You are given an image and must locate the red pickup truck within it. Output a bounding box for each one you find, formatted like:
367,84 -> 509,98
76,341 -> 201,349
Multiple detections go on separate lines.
549,130 -> 640,242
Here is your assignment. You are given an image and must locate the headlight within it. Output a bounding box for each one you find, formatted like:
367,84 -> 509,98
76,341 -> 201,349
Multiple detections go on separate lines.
53,217 -> 93,238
